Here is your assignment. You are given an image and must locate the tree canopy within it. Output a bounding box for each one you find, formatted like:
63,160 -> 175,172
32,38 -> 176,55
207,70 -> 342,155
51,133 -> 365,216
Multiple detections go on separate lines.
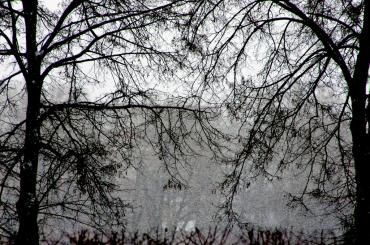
1,0 -> 369,244
183,0 -> 369,243
0,0 -> 224,243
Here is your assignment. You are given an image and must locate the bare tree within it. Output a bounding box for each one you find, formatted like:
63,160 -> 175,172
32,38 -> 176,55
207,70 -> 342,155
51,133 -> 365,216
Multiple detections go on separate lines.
0,0 -> 226,244
184,0 -> 369,243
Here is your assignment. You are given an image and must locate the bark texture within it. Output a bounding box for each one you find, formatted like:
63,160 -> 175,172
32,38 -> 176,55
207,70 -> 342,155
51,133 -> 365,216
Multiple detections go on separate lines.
15,0 -> 41,244
351,1 -> 370,244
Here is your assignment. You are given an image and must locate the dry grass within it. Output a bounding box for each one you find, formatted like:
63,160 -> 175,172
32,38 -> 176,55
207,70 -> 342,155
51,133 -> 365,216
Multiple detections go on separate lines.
63,226 -> 343,245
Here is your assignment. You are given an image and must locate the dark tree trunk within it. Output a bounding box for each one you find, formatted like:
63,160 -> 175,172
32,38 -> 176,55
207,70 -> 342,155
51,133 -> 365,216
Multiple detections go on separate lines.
15,91 -> 41,245
352,102 -> 370,245
15,1 -> 41,244
350,1 -> 370,244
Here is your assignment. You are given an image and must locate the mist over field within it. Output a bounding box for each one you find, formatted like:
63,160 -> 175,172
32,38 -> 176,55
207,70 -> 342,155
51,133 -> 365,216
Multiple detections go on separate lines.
41,141 -> 342,240
120,154 -> 340,233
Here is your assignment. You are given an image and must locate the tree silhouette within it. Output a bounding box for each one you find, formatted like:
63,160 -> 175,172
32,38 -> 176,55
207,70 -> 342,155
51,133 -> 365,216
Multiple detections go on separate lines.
0,0 -> 224,244
184,0 -> 369,243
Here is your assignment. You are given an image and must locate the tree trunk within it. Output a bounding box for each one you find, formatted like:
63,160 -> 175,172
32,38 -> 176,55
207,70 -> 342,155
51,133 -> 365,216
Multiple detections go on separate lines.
351,1 -> 370,244
15,1 -> 41,244
15,91 -> 41,245
352,106 -> 370,244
